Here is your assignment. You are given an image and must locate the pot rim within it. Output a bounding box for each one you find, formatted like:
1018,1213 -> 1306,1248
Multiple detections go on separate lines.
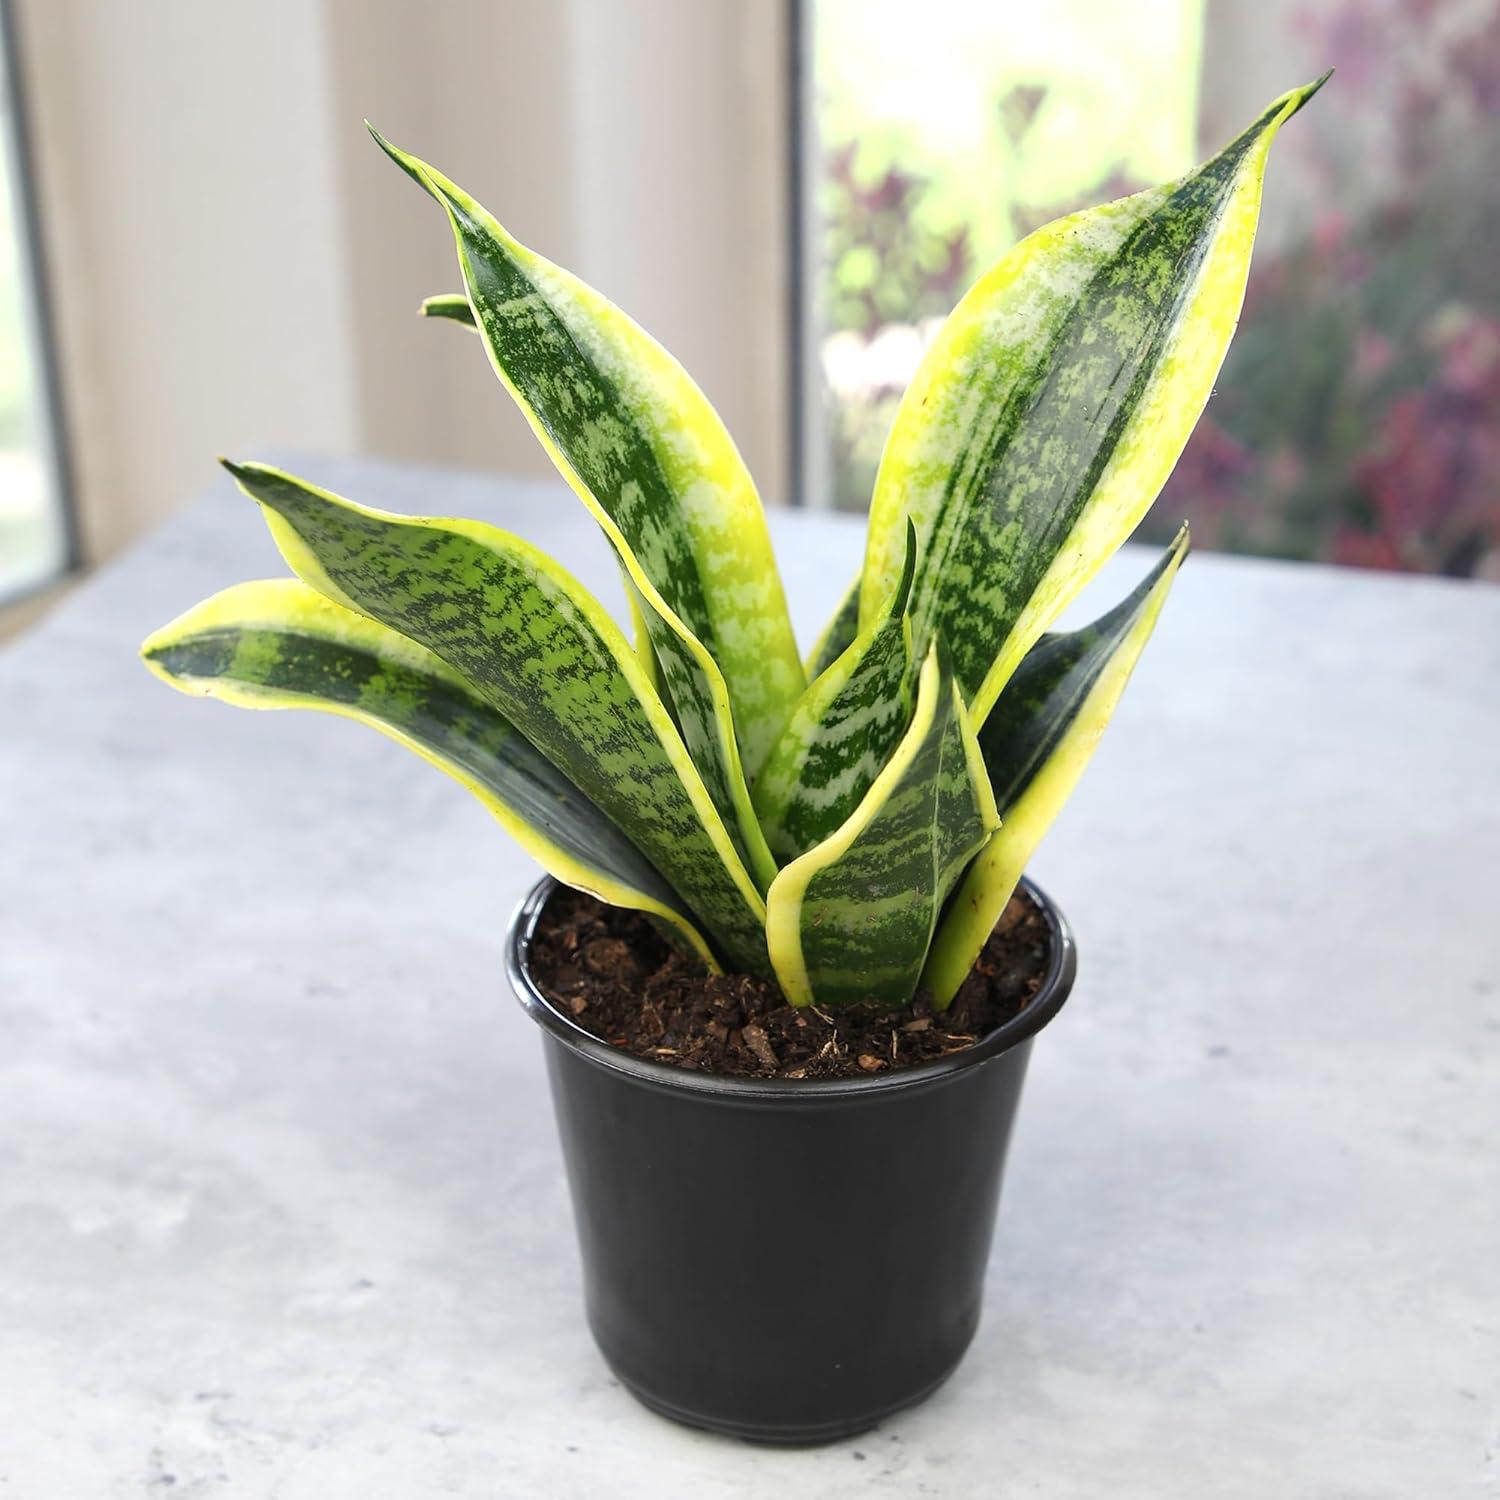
507,874 -> 1077,1101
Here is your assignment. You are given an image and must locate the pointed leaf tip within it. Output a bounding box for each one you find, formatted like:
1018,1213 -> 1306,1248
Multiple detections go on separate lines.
418,293 -> 478,328
366,124 -> 429,190
893,519 -> 919,611
1273,70 -> 1333,126
221,457 -> 292,492
1302,68 -> 1335,103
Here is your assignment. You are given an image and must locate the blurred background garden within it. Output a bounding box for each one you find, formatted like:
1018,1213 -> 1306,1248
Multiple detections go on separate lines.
814,0 -> 1500,576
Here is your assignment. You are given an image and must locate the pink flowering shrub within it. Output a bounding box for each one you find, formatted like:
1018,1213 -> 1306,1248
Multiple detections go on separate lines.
821,0 -> 1500,576
1147,0 -> 1500,576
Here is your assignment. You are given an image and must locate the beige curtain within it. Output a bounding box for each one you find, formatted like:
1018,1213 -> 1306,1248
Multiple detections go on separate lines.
12,0 -> 792,572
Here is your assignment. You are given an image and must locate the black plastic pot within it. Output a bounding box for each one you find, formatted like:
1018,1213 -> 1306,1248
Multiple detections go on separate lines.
507,875 -> 1077,1444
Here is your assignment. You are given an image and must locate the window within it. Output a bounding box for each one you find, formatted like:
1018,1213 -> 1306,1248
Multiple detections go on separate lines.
802,0 -> 1500,579
0,2 -> 72,604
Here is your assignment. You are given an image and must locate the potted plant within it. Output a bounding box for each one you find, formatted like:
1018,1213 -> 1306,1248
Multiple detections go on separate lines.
141,77 -> 1326,1443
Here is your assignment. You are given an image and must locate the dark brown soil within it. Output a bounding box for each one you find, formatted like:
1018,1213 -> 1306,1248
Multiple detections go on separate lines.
527,887 -> 1052,1080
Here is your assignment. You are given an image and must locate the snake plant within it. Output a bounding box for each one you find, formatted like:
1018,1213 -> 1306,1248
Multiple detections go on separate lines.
142,78 -> 1326,1010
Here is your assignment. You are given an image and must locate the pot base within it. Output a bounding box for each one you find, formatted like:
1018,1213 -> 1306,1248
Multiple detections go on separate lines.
606,1345 -> 969,1446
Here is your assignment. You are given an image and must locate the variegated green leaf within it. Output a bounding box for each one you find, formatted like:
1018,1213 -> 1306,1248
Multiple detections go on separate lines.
377,132 -> 802,887
418,292 -> 477,327
923,528 -> 1189,1006
754,523 -> 917,864
765,644 -> 999,1009
224,459 -> 770,975
803,572 -> 861,681
859,75 -> 1327,726
420,295 -> 679,710
141,578 -> 719,968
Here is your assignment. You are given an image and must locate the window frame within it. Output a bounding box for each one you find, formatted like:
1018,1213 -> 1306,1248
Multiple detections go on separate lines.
787,0 -> 830,512
0,0 -> 77,607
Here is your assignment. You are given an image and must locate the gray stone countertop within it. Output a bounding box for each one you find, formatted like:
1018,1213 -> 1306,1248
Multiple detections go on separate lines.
2,454 -> 1496,1497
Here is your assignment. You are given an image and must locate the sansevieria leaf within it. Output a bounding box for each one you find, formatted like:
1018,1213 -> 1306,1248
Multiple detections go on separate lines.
754,523 -> 917,864
923,528 -> 1189,1006
224,460 -> 770,975
376,132 -> 802,888
765,643 -> 999,1008
141,579 -> 719,968
859,75 -> 1328,727
418,292 -> 475,327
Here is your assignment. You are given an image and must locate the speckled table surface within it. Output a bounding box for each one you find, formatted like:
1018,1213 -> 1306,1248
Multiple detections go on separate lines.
2,455 -> 1496,1498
